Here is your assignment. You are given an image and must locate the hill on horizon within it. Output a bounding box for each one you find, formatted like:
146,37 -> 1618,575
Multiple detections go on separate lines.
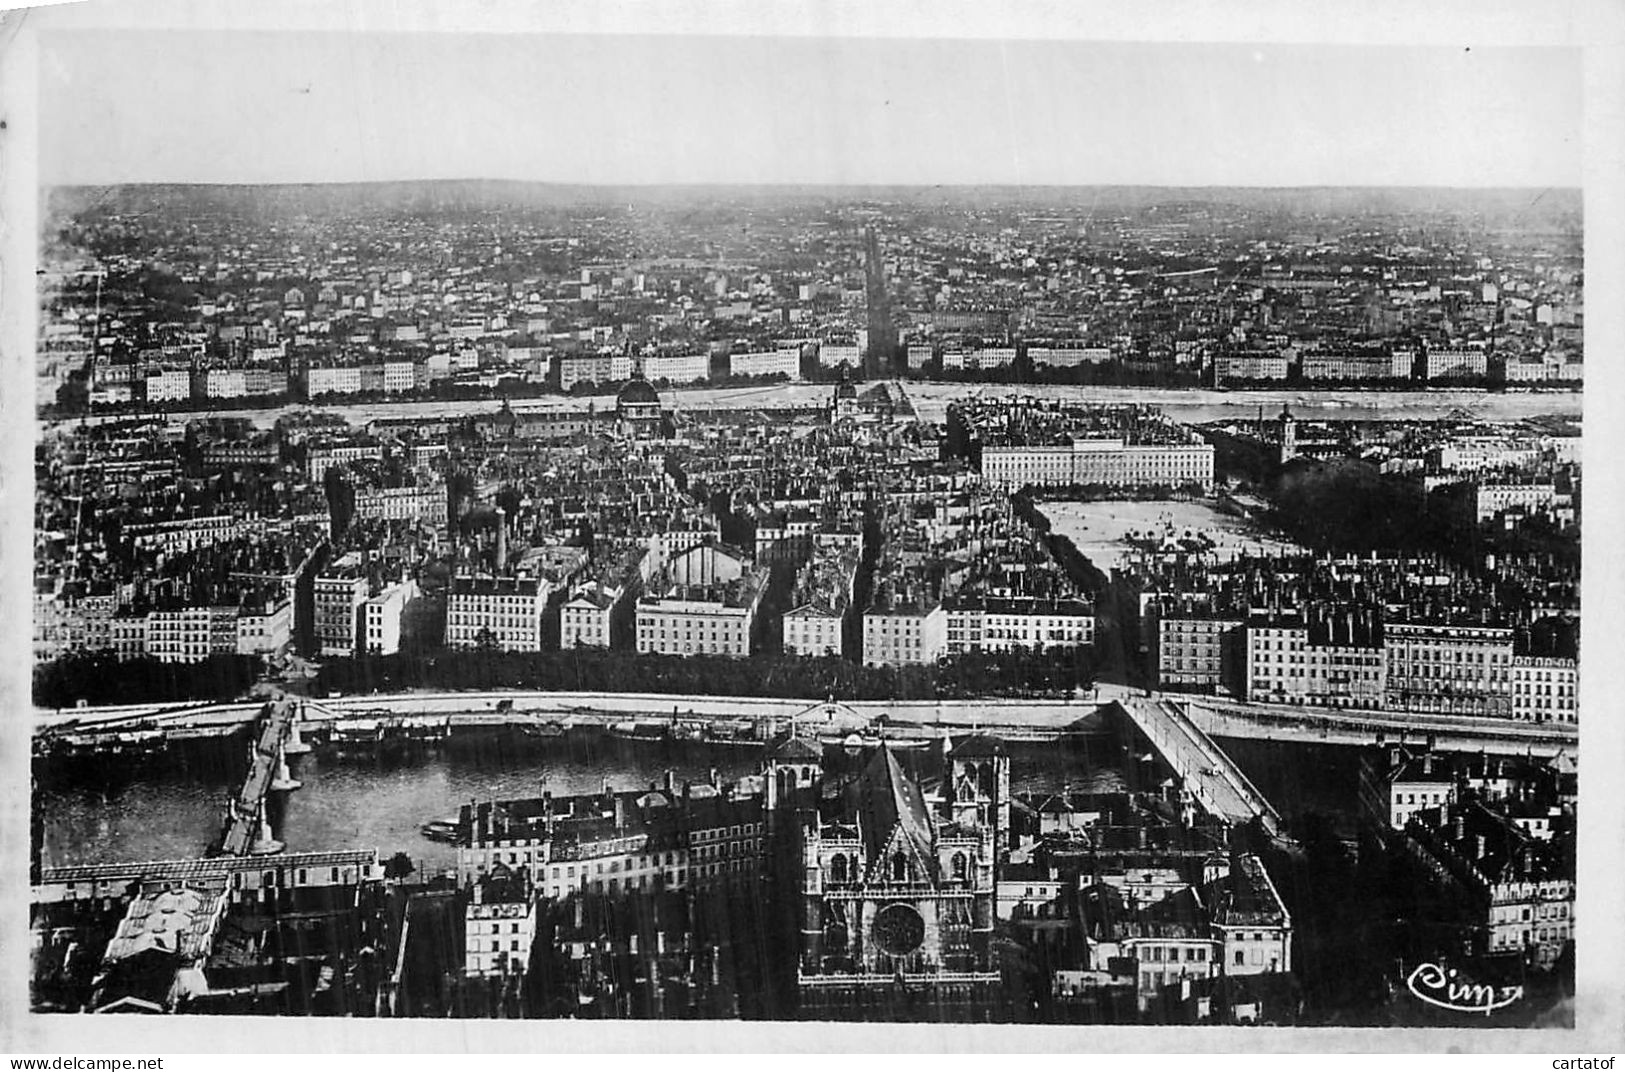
43,179 -> 1582,229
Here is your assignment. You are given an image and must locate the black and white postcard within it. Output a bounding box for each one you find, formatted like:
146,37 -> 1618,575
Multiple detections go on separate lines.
2,0 -> 1622,1056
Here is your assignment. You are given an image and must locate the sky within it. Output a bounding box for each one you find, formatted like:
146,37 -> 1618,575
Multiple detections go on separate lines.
34,29 -> 1584,189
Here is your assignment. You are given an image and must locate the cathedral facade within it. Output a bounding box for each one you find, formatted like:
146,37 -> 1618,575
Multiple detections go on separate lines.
793,743 -> 1004,1020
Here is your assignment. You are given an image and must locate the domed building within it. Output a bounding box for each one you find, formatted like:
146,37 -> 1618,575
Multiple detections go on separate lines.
830,372 -> 859,424
616,370 -> 663,437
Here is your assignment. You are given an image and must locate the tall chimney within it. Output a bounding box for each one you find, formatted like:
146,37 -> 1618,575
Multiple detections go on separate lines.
495,507 -> 508,571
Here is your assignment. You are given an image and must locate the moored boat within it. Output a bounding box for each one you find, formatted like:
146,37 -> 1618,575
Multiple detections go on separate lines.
609,720 -> 670,742
705,717 -> 759,745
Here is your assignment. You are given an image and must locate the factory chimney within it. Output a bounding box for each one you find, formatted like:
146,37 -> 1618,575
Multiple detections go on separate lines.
495,507 -> 508,572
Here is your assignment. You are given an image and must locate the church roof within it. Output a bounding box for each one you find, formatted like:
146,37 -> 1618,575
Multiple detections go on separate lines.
949,734 -> 1007,759
770,736 -> 823,761
844,744 -> 936,873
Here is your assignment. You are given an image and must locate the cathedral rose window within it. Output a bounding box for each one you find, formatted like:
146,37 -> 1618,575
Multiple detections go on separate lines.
873,903 -> 926,957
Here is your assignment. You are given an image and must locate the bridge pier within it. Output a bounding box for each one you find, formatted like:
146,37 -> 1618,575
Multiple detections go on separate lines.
282,705 -> 312,756
249,810 -> 284,855
269,741 -> 302,792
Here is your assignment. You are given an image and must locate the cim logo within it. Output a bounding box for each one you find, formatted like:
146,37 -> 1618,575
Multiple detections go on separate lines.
1405,962 -> 1524,1016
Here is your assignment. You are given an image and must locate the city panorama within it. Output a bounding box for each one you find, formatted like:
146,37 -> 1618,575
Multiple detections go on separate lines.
30,181 -> 1580,1027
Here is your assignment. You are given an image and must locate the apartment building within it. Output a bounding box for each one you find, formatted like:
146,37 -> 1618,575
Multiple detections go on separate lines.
1214,353 -> 1289,382
361,578 -> 419,656
943,596 -> 1095,656
382,360 -> 417,393
144,368 -> 192,403
306,364 -> 364,397
783,603 -> 845,658
861,603 -> 946,667
464,871 -> 535,979
236,596 -> 294,656
1243,619 -> 1385,709
729,349 -> 801,380
1403,801 -> 1573,968
636,583 -> 763,657
643,351 -> 710,385
1384,622 -> 1516,718
1155,613 -> 1242,691
1475,482 -> 1557,523
557,353 -> 633,390
1510,656 -> 1579,724
446,575 -> 548,652
312,562 -> 368,657
1425,348 -> 1488,381
1029,346 -> 1112,368
146,605 -> 240,664
354,485 -> 448,527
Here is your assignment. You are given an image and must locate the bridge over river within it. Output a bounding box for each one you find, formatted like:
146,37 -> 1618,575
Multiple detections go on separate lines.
215,695 -> 307,856
35,685 -> 1577,847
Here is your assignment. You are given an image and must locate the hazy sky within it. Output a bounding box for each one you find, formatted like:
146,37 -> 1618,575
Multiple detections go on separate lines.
38,31 -> 1581,188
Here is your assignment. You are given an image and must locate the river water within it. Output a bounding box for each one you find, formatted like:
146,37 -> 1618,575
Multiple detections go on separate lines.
902,383 -> 1583,426
49,384 -> 1582,436
34,731 -> 1149,873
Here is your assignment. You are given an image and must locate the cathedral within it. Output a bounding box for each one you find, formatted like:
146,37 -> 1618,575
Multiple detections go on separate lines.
783,739 -> 1005,1020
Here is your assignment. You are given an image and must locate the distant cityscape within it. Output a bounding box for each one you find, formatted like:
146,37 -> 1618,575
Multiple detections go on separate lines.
30,184 -> 1579,1027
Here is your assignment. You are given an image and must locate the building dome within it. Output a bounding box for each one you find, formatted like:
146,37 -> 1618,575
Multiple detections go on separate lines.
617,374 -> 660,407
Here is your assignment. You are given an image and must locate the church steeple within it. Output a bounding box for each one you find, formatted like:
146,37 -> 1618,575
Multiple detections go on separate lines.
1278,405 -> 1298,465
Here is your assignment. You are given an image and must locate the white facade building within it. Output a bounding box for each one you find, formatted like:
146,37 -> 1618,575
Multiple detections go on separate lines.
446,576 -> 549,652
561,584 -> 618,649
642,352 -> 710,385
818,343 -> 861,368
236,598 -> 294,656
307,364 -> 364,397
204,368 -> 249,399
861,605 -> 946,667
729,349 -> 801,380
636,596 -> 757,657
361,579 -> 419,655
313,566 -> 368,657
1511,656 -> 1578,724
145,606 -> 239,664
1029,346 -> 1113,368
782,605 -> 845,658
464,897 -> 535,979
382,360 -> 417,393
980,440 -> 1214,490
145,368 -> 192,403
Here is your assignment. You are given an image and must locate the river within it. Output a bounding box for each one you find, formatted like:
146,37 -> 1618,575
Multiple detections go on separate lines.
44,382 -> 1581,434
902,383 -> 1583,426
33,731 -> 1142,873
